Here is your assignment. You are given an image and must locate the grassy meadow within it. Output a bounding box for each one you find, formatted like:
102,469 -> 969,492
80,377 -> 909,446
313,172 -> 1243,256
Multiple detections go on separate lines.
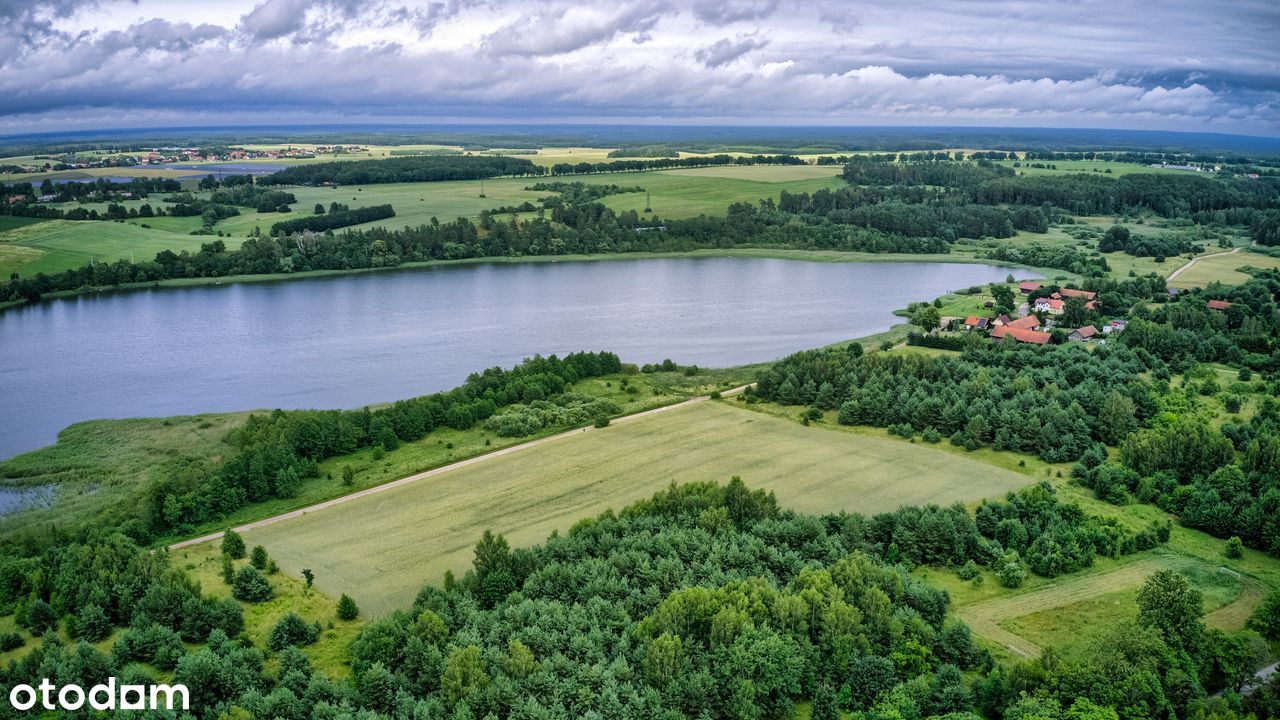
2,164 -> 847,277
242,399 -> 1033,616
1168,249 -> 1280,288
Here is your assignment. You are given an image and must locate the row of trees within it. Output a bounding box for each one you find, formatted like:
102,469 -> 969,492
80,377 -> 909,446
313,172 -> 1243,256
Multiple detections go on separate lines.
259,155 -> 543,186
141,352 -> 621,538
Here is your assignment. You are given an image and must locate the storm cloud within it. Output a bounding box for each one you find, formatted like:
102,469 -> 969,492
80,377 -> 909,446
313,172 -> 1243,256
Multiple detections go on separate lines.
1,0 -> 1276,135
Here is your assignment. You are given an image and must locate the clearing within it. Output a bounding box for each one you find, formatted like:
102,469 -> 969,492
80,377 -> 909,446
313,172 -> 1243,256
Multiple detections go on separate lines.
1168,249 -> 1280,288
243,400 -> 1033,616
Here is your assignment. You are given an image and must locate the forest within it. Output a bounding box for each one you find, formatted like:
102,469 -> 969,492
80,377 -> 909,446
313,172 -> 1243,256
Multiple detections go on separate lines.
257,155 -> 544,186
756,270 -> 1280,561
2,479 -> 1273,719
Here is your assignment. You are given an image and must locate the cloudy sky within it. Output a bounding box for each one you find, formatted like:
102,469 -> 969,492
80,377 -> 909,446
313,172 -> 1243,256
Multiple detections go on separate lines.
3,0 -> 1278,136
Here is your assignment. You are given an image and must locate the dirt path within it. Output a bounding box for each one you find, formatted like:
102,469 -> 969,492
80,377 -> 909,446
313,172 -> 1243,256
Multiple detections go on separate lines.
957,556 -> 1196,659
1167,246 -> 1240,282
958,555 -> 1264,660
167,385 -> 751,551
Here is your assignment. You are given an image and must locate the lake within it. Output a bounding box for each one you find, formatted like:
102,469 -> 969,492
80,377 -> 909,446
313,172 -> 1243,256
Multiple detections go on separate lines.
0,257 -> 1022,459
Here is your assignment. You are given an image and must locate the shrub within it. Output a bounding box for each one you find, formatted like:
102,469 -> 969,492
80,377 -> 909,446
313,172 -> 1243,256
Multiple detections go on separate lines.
268,612 -> 321,651
997,552 -> 1026,588
921,428 -> 942,443
232,566 -> 273,602
337,594 -> 360,621
1226,536 -> 1244,559
221,529 -> 246,559
250,545 -> 269,570
957,560 -> 981,581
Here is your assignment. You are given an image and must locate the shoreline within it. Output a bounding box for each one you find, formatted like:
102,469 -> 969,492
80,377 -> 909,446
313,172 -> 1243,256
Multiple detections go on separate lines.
4,247 -> 1068,312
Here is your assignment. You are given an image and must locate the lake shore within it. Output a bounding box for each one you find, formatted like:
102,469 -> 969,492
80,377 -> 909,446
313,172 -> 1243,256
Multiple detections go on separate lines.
4,246 -> 1071,312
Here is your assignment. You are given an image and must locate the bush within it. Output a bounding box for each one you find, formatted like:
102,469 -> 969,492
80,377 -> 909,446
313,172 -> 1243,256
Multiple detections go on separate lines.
268,612 -> 321,651
1226,536 -> 1244,559
921,427 -> 942,443
337,594 -> 360,621
221,529 -> 246,559
0,632 -> 23,651
593,415 -> 610,428
250,545 -> 269,570
232,566 -> 274,602
997,552 -> 1026,588
957,560 -> 981,581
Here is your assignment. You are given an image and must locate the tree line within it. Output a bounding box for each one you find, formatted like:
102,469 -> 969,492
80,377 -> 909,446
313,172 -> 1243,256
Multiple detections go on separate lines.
258,155 -> 544,186
138,352 -> 621,540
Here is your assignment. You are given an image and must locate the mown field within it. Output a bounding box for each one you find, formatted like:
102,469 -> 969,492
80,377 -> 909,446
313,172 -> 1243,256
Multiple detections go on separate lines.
1169,249 -> 1280,288
0,368 -> 749,541
926,480 -> 1280,662
243,399 -> 1034,616
0,218 -> 240,278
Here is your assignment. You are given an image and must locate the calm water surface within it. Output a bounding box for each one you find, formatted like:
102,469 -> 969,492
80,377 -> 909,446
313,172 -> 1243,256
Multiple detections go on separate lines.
0,257 -> 1021,459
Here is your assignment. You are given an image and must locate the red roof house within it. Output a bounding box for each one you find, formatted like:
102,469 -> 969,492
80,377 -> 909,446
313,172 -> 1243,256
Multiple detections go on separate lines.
1208,300 -> 1233,311
1018,281 -> 1042,294
1069,325 -> 1098,341
992,326 -> 1052,344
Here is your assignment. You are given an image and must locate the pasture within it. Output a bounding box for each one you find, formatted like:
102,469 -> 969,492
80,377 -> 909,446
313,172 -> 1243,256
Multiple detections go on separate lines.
0,219 -> 236,277
1168,249 -> 1280,288
935,484 -> 1280,661
243,400 -> 1033,616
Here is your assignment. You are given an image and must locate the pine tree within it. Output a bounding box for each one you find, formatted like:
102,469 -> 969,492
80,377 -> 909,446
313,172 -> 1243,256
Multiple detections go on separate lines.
337,594 -> 360,621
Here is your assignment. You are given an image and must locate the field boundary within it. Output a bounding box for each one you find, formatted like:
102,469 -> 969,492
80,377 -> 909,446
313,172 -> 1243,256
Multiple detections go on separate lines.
167,385 -> 750,551
1167,246 -> 1240,283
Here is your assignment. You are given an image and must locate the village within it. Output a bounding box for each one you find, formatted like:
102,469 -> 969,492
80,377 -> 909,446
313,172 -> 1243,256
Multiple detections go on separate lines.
930,278 -> 1238,347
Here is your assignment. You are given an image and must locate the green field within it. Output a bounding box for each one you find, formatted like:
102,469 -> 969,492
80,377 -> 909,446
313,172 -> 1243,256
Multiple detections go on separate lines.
994,159 -> 1198,177
1169,249 -> 1280,288
3,164 -> 847,277
243,400 -> 1034,616
0,219 -> 239,277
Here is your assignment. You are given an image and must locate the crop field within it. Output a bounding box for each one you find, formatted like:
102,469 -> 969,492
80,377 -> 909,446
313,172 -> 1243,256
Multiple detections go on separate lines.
1168,249 -> 1280,288
993,159 -> 1196,177
0,219 -> 238,277
244,400 -> 1033,616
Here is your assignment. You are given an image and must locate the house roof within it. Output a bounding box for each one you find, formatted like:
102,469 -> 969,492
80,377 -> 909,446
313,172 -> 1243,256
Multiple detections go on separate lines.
1208,300 -> 1233,310
1071,325 -> 1098,338
1059,288 -> 1097,300
1018,281 -> 1041,292
1034,298 -> 1064,310
1007,316 -> 1041,330
992,326 -> 1052,344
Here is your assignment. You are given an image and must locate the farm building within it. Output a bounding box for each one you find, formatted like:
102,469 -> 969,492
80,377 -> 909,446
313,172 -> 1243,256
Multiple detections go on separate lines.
1069,326 -> 1098,342
964,316 -> 989,331
1103,319 -> 1127,334
1208,300 -> 1233,311
1018,281 -> 1042,294
1033,297 -> 1064,315
992,326 -> 1052,344
1006,316 -> 1041,331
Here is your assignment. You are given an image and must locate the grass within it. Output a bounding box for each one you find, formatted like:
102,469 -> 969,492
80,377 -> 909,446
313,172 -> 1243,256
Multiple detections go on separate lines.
932,482 -> 1280,661
993,159 -> 1197,177
173,541 -> 363,677
0,412 -> 251,539
241,400 -> 1033,616
0,219 -> 237,277
0,368 -> 748,544
1168,250 -> 1280,288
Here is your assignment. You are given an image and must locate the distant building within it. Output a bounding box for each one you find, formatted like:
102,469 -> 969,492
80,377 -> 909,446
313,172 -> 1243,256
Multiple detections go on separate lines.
1208,299 -> 1233,311
1033,297 -> 1064,315
1018,281 -> 1042,294
1069,325 -> 1098,342
1103,319 -> 1127,334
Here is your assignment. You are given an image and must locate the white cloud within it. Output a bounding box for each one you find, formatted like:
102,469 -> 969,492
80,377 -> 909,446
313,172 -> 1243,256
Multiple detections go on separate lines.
0,0 -> 1275,136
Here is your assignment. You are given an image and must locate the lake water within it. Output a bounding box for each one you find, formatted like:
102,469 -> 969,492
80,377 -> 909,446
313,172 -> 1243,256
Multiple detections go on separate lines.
0,257 -> 1021,459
